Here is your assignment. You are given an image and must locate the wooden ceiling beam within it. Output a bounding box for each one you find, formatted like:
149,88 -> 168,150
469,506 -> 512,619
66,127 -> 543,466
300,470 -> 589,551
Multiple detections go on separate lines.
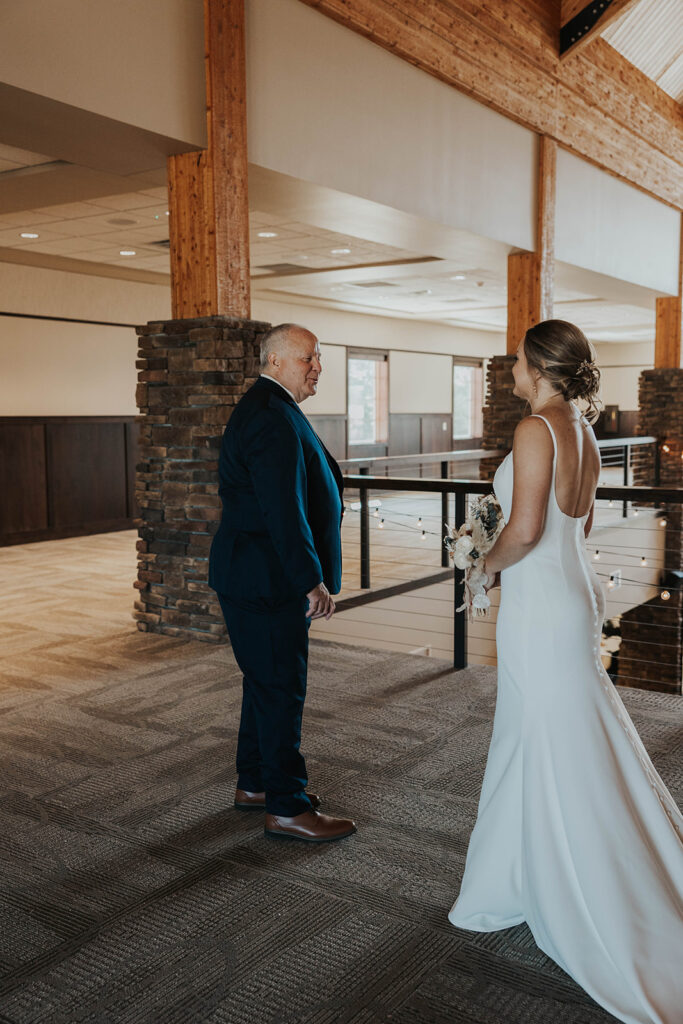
560,0 -> 641,58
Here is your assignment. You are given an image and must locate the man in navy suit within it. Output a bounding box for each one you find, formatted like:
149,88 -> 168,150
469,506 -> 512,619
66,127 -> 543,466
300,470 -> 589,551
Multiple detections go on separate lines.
209,323 -> 356,842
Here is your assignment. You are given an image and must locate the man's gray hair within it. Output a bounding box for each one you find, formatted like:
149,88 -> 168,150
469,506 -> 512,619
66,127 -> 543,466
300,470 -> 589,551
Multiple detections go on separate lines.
259,323 -> 309,369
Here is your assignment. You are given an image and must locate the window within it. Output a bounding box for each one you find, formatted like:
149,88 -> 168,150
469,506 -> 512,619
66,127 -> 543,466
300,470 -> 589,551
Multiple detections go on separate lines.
348,351 -> 388,445
453,361 -> 484,439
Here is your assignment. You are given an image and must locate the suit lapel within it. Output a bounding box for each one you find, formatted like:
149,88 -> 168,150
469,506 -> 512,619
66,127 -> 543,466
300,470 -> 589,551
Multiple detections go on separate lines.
256,376 -> 344,500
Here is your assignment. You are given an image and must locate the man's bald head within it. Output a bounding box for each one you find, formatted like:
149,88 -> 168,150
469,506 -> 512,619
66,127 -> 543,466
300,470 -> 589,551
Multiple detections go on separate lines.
259,323 -> 322,404
259,323 -> 313,369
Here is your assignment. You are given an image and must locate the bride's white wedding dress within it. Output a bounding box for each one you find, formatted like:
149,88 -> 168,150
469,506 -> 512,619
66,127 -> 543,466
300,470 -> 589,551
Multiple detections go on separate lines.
449,415 -> 683,1024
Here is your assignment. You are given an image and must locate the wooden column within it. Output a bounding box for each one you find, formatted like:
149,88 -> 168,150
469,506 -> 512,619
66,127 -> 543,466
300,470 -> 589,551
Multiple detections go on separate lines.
167,0 -> 250,319
654,215 -> 683,370
507,135 -> 556,354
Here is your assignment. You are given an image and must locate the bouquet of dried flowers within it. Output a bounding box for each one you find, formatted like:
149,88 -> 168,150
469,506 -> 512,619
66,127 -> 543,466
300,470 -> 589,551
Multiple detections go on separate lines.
445,494 -> 505,619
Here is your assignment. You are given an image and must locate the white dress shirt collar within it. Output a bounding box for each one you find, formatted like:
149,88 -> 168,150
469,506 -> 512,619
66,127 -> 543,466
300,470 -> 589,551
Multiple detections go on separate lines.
260,373 -> 299,404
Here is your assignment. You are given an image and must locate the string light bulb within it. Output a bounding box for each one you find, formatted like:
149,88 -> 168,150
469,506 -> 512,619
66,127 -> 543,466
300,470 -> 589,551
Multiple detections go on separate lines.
608,499 -> 614,508
641,556 -> 647,566
378,518 -> 385,529
594,550 -> 600,561
373,508 -> 379,518
632,508 -> 639,517
661,590 -> 671,601
417,517 -> 423,527
607,576 -> 615,590
421,530 -> 427,541
660,518 -> 667,527
662,444 -> 670,453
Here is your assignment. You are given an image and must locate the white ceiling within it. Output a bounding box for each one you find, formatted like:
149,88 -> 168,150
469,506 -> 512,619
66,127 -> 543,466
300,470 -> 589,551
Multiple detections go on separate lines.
0,143 -> 660,342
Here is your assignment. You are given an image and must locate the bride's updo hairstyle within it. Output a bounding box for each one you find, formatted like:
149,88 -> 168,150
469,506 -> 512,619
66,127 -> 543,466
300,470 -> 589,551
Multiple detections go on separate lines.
523,319 -> 602,423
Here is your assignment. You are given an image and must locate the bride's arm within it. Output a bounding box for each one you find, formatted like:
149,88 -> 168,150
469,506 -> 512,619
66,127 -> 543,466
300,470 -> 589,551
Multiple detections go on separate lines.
483,416 -> 554,577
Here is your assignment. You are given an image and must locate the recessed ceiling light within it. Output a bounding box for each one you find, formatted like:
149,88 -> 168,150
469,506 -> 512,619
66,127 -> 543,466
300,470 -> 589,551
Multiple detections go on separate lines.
119,249 -> 136,256
450,274 -> 466,280
331,248 -> 351,255
258,231 -> 278,238
20,232 -> 39,239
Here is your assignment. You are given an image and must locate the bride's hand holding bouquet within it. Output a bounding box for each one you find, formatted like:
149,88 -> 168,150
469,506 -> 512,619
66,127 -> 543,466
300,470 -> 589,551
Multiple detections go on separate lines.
445,494 -> 505,620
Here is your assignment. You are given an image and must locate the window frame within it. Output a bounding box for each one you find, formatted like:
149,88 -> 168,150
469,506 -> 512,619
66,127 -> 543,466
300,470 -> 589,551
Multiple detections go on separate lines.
452,357 -> 485,441
346,348 -> 389,448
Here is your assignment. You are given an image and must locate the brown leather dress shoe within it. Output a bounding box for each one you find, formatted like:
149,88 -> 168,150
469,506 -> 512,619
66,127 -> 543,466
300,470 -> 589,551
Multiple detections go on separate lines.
264,810 -> 356,843
234,789 -> 321,811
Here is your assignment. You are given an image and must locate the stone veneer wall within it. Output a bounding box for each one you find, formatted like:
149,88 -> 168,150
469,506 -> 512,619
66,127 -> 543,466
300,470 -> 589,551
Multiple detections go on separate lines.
134,315 -> 270,642
480,355 -> 527,481
615,368 -> 683,695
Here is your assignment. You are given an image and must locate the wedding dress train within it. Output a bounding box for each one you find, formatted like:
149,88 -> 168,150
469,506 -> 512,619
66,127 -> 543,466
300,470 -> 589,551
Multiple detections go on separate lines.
449,415 -> 683,1024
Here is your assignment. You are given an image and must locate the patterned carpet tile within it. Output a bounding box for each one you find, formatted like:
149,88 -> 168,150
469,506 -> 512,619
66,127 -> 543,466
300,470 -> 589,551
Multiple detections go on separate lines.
0,627 -> 680,1023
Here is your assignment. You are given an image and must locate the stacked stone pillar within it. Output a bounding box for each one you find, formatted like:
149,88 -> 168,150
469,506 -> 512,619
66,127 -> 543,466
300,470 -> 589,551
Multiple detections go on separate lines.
479,355 -> 527,481
615,369 -> 683,694
133,315 -> 270,641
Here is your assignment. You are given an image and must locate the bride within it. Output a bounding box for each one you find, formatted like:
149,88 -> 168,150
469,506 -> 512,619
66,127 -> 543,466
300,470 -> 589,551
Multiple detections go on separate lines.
449,320 -> 683,1024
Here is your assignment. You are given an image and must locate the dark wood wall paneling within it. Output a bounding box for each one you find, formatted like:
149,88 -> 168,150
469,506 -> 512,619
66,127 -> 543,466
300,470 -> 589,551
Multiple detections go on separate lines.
0,417 -> 139,546
420,413 -> 453,453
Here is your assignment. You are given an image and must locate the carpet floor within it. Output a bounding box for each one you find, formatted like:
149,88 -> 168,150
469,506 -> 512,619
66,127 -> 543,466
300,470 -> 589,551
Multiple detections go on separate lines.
0,629 -> 680,1024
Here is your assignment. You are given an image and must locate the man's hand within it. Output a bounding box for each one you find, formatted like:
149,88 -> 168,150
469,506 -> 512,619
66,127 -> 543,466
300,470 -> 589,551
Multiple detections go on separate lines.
306,582 -> 335,620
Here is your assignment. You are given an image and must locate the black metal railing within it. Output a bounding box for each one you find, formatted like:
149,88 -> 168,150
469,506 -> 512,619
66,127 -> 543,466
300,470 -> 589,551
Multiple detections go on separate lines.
339,436 -> 656,480
337,472 -> 681,673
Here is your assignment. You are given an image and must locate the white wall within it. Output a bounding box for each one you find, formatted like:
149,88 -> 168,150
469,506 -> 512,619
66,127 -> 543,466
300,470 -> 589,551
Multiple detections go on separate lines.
556,150 -> 680,295
0,262 -> 171,415
251,296 -> 501,358
304,344 -> 346,415
0,0 -> 206,147
252,294 -> 501,417
0,316 -> 138,416
390,352 -> 453,414
593,341 -> 653,409
246,0 -> 536,251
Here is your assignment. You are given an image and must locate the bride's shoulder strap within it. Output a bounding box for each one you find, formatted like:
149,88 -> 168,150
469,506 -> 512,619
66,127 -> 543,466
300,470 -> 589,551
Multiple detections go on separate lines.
528,414 -> 558,457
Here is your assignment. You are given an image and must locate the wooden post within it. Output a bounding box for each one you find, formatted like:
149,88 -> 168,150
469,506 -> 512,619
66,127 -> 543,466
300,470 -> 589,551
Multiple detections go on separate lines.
654,215 -> 683,370
167,0 -> 250,319
507,135 -> 556,354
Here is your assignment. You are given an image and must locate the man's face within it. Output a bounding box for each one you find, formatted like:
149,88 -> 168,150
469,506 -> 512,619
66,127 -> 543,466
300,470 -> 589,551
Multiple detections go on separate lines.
267,330 -> 322,403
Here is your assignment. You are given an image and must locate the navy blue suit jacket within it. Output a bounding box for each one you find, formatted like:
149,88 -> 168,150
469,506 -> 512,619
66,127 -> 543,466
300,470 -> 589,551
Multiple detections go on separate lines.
209,376 -> 344,609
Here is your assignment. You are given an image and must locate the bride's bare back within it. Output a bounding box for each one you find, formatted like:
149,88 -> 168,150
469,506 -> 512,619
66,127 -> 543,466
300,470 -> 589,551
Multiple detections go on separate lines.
536,406 -> 601,519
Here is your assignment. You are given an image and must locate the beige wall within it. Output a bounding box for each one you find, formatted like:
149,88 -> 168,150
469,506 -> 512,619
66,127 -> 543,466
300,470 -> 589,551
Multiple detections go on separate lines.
593,341 -> 653,410
252,294 -> 501,418
0,316 -> 137,416
389,352 -> 453,414
0,262 -> 170,415
0,0 -> 206,148
251,295 -> 501,359
246,0 -> 536,251
304,344 -> 347,416
556,151 -> 680,295
0,262 -> 171,323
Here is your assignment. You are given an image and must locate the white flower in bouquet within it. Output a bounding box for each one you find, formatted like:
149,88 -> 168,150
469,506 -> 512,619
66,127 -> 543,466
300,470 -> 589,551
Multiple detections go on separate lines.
445,493 -> 505,620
